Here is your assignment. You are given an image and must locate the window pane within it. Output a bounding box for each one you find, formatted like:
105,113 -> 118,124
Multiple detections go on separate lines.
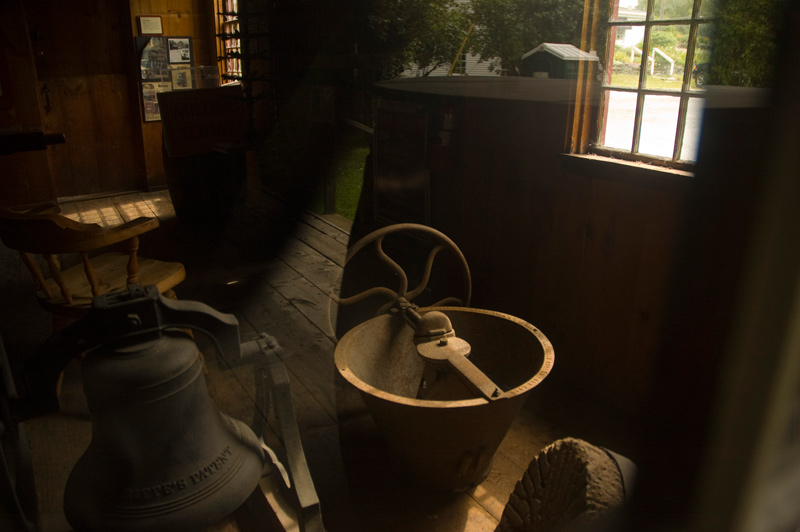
607,0 -> 646,87
608,43 -> 643,88
601,90 -> 637,151
610,0 -> 646,22
680,97 -> 704,161
645,25 -> 689,90
652,0 -> 694,20
638,94 -> 679,158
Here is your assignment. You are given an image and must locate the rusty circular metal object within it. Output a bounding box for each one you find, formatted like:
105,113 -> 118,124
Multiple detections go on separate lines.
335,306 -> 554,491
336,223 -> 472,312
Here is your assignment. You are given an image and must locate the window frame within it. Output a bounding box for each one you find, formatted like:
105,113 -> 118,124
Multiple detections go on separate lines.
454,52 -> 468,75
588,0 -> 714,169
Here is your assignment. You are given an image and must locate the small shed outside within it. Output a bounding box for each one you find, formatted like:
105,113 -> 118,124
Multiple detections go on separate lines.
521,43 -> 599,79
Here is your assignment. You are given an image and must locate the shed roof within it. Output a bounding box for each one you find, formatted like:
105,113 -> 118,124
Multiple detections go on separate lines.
521,43 -> 599,62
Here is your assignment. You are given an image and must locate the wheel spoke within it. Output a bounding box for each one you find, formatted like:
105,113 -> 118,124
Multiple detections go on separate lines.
338,223 -> 471,313
373,236 -> 408,297
405,245 -> 444,301
335,286 -> 399,306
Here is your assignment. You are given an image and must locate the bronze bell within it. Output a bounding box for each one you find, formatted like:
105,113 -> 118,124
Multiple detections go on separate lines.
52,286 -> 267,532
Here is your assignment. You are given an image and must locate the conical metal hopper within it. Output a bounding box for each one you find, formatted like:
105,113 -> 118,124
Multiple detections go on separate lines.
335,306 -> 554,491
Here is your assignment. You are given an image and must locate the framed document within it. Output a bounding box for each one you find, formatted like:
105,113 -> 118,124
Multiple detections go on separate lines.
137,16 -> 163,36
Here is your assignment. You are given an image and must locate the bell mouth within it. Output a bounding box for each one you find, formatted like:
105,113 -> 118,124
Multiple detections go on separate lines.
335,306 -> 554,408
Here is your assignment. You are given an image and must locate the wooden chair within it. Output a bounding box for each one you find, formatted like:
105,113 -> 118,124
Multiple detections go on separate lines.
0,205 -> 186,323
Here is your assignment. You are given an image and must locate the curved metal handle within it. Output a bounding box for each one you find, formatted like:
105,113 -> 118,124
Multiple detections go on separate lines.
336,223 -> 472,313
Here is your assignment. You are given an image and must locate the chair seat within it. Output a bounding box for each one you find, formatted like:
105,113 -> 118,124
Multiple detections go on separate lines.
37,252 -> 186,317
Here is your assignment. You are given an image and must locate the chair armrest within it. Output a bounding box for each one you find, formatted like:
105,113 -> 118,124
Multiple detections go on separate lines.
104,217 -> 160,241
26,203 -> 61,215
74,217 -> 160,251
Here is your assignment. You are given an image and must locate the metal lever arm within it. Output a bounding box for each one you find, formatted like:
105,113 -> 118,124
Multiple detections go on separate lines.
413,310 -> 504,401
249,334 -> 324,532
416,337 -> 504,401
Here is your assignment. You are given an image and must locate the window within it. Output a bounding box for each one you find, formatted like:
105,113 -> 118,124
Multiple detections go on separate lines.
215,0 -> 241,82
595,0 -> 714,166
453,53 -> 468,75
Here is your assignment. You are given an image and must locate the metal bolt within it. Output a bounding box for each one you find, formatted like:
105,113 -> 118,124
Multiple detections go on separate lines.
127,314 -> 142,328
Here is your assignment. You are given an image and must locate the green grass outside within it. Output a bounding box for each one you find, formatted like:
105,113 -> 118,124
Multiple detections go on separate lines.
609,72 -> 702,90
309,129 -> 370,221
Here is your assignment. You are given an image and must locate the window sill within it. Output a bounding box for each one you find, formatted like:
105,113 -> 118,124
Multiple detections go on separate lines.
560,153 -> 693,192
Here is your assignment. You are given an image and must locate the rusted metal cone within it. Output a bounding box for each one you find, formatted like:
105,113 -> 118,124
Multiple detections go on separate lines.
335,307 -> 554,491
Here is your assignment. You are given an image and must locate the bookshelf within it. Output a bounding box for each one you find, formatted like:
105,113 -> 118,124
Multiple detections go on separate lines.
215,0 -> 241,82
214,0 -> 274,140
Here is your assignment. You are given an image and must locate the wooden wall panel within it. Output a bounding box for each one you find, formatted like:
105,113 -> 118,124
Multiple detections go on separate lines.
7,0 -> 218,197
165,12 -> 196,35
540,170 -> 592,361
0,0 -> 56,207
140,122 -> 165,186
39,75 -> 67,182
48,76 -> 99,195
38,73 -> 142,198
483,160 -> 686,419
576,179 -> 648,405
93,74 -> 141,192
624,189 -> 685,404
26,0 -> 147,198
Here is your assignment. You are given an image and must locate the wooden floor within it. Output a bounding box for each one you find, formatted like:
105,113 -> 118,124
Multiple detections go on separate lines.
1,189 -> 564,532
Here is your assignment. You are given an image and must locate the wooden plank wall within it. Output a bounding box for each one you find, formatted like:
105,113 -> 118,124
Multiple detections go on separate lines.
0,1 -> 57,207
25,0 -> 147,198
539,160 -> 689,420
129,0 -> 218,189
5,1 -> 217,201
